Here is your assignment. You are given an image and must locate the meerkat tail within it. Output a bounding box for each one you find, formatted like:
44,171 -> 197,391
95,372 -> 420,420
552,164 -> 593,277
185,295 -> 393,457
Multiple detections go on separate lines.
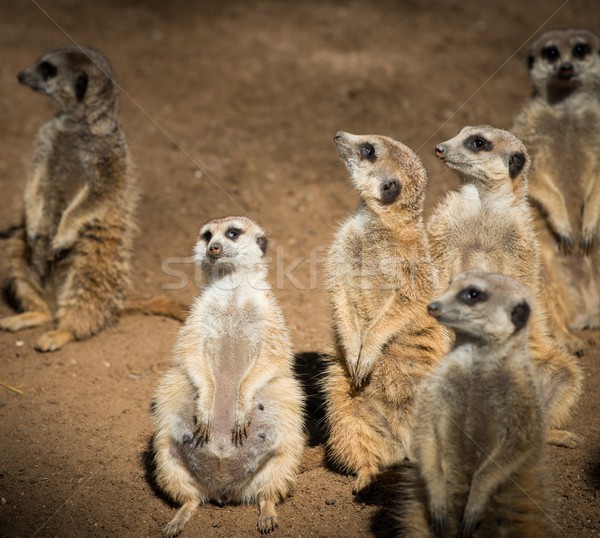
123,295 -> 188,322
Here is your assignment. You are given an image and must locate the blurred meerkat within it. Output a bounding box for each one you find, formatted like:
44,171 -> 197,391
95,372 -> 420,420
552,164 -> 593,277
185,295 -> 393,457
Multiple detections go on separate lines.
152,216 -> 304,536
323,132 -> 450,493
0,45 -> 185,352
398,271 -> 556,538
428,125 -> 582,448
513,28 -> 600,330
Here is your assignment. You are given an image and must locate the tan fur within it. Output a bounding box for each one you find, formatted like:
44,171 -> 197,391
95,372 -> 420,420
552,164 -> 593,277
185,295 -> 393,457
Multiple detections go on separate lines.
512,29 -> 600,331
0,46 -> 137,351
152,216 -> 304,536
397,271 -> 557,537
428,125 -> 582,447
323,132 -> 450,493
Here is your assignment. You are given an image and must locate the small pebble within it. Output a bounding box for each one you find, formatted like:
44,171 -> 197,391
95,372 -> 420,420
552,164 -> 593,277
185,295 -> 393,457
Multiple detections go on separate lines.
15,340 -> 25,348
325,499 -> 336,506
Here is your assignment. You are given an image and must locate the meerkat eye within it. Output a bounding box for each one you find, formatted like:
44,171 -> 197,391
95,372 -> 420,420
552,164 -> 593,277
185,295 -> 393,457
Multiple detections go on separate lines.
464,135 -> 492,152
226,227 -> 241,240
573,43 -> 591,59
39,61 -> 57,80
458,286 -> 488,305
359,143 -> 377,161
541,46 -> 560,62
201,230 -> 212,243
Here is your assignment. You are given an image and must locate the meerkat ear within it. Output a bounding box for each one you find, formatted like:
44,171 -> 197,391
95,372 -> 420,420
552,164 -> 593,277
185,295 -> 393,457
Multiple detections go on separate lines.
527,54 -> 535,70
508,152 -> 526,179
74,72 -> 88,101
256,234 -> 268,255
511,301 -> 530,331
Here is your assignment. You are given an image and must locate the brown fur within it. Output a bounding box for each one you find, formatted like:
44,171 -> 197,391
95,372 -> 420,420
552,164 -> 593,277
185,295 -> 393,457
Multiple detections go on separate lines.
428,125 -> 582,448
512,29 -> 600,331
323,132 -> 450,493
397,271 -> 557,537
152,217 -> 304,536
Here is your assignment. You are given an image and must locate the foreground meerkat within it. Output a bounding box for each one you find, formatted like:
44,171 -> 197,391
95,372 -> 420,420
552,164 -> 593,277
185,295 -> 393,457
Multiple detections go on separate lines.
398,271 -> 556,537
428,125 -> 582,448
152,216 -> 304,536
513,29 -> 600,330
0,45 -> 185,351
323,132 -> 449,493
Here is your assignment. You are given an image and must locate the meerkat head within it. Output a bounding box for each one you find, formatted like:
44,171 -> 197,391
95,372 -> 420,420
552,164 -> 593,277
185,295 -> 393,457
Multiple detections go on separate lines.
17,45 -> 116,119
427,270 -> 532,343
194,216 -> 268,277
527,29 -> 600,103
435,125 -> 529,192
333,131 -> 427,215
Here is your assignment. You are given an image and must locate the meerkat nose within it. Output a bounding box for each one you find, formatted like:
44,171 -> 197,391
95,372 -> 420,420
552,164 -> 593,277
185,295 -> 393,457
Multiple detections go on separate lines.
427,301 -> 441,317
559,62 -> 574,78
17,71 -> 26,84
334,132 -> 343,142
208,242 -> 222,256
434,145 -> 446,159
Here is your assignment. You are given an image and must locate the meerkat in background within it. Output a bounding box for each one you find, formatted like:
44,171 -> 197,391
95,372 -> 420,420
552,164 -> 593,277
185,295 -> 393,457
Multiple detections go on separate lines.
152,216 -> 304,536
398,271 -> 556,537
323,132 -> 449,493
513,28 -> 600,330
0,46 -> 186,352
428,125 -> 582,448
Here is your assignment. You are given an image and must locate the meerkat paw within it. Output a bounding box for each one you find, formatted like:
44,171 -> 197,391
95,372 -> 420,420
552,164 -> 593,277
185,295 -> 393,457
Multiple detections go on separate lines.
35,329 -> 74,352
258,499 -> 278,534
557,233 -> 574,255
162,501 -> 197,537
428,501 -> 447,536
193,419 -> 210,446
580,230 -> 596,256
0,311 -> 51,332
232,410 -> 253,447
352,466 -> 378,494
49,230 -> 77,260
546,428 -> 582,448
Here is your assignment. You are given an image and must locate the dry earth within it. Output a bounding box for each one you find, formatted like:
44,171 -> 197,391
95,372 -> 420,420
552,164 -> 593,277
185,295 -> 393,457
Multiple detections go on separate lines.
0,1 -> 598,536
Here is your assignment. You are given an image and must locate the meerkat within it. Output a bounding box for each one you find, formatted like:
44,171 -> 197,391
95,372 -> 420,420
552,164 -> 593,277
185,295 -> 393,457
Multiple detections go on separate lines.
427,125 -> 582,448
512,28 -> 600,330
0,45 -> 185,352
322,132 -> 450,493
152,216 -> 304,537
398,271 -> 556,537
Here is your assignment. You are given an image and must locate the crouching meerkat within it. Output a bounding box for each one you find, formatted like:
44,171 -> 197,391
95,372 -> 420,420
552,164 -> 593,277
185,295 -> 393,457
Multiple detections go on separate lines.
512,29 -> 600,330
322,132 -> 450,493
427,125 -> 582,448
0,45 -> 185,352
152,216 -> 304,536
398,271 -> 556,538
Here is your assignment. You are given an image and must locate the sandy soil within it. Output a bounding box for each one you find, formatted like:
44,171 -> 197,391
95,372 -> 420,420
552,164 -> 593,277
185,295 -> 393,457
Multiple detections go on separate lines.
0,1 -> 599,536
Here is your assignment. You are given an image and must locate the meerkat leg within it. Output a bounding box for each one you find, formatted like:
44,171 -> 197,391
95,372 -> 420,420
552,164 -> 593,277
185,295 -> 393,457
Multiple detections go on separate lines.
257,496 -> 279,534
162,500 -> 198,538
580,171 -> 600,255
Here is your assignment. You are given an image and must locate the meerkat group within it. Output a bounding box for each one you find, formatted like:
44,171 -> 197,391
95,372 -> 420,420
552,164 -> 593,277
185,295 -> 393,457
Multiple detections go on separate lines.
3,27 -> 597,536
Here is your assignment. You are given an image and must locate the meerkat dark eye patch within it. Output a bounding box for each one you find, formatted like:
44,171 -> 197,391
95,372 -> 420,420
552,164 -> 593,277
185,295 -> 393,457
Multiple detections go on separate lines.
39,61 -> 57,80
541,46 -> 560,63
527,54 -> 535,70
379,179 -> 401,205
511,301 -> 530,331
457,286 -> 488,306
201,230 -> 212,243
359,142 -> 377,161
508,152 -> 526,179
256,235 -> 268,255
74,73 -> 88,101
225,227 -> 242,240
573,42 -> 591,59
464,135 -> 492,153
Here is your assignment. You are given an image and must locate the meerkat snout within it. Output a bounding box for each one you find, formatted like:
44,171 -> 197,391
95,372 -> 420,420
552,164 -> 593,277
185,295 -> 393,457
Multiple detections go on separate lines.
434,145 -> 446,158
208,242 -> 223,258
559,61 -> 575,79
427,301 -> 441,316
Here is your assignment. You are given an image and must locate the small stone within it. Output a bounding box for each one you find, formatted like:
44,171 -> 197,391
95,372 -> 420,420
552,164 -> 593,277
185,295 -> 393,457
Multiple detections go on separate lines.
15,340 -> 25,347
325,499 -> 336,506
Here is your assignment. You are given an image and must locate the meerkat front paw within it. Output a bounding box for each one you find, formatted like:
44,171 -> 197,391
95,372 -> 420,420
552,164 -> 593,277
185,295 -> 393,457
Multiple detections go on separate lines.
580,229 -> 596,256
49,230 -> 78,259
193,418 -> 211,446
35,329 -> 73,352
557,233 -> 574,255
232,409 -> 253,447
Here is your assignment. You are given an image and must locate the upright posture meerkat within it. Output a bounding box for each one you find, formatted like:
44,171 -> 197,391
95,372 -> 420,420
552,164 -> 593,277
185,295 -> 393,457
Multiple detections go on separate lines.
0,45 -> 137,351
513,29 -> 600,330
323,132 -> 449,493
152,216 -> 304,536
398,271 -> 556,538
428,125 -> 582,448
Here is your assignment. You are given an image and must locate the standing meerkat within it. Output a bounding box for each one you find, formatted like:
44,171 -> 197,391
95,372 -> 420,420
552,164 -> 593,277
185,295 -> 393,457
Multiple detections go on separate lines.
512,29 -> 600,330
428,125 -> 582,448
152,216 -> 304,536
323,132 -> 450,493
0,45 -> 185,351
398,271 -> 556,538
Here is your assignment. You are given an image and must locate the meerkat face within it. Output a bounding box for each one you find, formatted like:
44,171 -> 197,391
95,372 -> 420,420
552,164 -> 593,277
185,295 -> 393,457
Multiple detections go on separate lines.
17,45 -> 115,112
333,131 -> 426,210
435,125 -> 529,187
427,271 -> 531,342
194,216 -> 268,275
527,29 -> 600,100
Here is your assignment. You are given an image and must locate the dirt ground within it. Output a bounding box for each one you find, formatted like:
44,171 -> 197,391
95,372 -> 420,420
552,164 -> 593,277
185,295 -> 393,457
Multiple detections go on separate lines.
0,1 -> 599,536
